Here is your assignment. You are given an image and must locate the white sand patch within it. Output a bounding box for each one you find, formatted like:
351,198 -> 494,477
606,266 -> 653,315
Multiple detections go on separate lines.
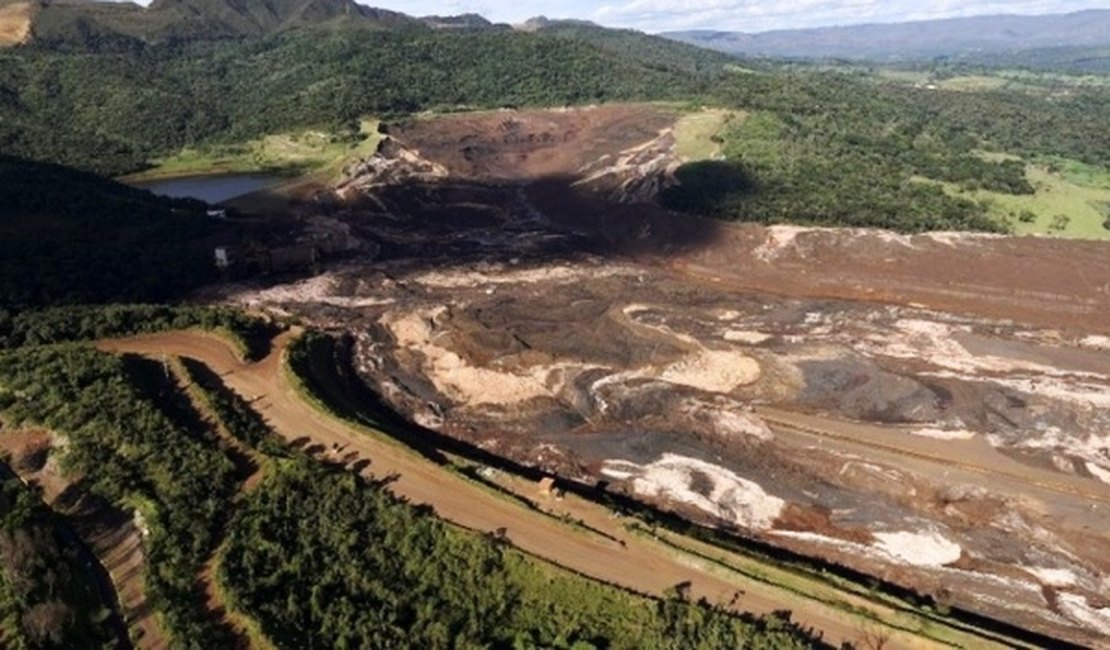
411,263 -> 633,289
620,304 -> 703,348
772,530 -> 866,553
910,427 -> 976,440
599,466 -> 636,480
602,454 -> 784,530
1079,335 -> 1110,351
994,425 -> 1110,474
868,320 -> 1109,382
872,531 -> 961,568
839,461 -> 903,483
1027,567 -> 1078,588
723,330 -> 772,345
869,230 -> 917,248
706,410 -> 774,441
1057,593 -> 1110,636
922,231 -> 1004,247
659,350 -> 761,392
1086,462 -> 1110,485
232,272 -> 395,309
753,225 -> 813,262
385,308 -> 554,406
681,399 -> 773,441
715,310 -> 742,321
992,376 -> 1110,409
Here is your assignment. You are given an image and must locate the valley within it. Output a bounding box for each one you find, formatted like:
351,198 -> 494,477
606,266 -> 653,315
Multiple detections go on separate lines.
3,4 -> 1110,647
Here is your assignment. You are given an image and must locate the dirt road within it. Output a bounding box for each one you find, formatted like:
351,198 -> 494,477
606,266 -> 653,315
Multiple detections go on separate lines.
96,330 -> 1013,650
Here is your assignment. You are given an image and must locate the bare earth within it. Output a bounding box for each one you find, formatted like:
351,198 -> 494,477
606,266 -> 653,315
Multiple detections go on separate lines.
0,2 -> 32,46
212,104 -> 1110,645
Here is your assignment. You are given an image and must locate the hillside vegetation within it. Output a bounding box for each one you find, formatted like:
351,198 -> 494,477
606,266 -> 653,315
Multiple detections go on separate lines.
660,68 -> 1110,233
0,156 -> 223,309
0,473 -> 120,649
0,28 -> 718,176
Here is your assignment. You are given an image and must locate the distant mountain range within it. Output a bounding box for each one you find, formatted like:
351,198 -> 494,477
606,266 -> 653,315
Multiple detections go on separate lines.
662,10 -> 1110,61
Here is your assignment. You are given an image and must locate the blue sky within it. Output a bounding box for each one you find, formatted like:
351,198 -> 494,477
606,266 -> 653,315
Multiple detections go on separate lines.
368,0 -> 1110,32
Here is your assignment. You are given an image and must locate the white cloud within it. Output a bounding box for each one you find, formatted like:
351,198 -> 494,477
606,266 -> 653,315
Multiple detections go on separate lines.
112,0 -> 1110,33
588,0 -> 1110,32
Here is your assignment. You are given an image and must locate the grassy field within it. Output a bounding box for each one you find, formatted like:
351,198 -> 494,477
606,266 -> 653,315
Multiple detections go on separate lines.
873,69 -> 1110,94
920,160 -> 1110,239
937,75 -> 1011,92
123,119 -> 382,182
673,108 -> 741,161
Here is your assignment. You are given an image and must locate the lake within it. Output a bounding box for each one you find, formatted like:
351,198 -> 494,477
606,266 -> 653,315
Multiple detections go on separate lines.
133,173 -> 283,204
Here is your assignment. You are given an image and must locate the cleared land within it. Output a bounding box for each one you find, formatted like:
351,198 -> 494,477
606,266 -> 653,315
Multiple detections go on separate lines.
673,108 -> 737,161
0,2 -> 31,46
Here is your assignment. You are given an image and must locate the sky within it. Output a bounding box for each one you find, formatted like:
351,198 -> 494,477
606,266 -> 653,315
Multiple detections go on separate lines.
367,0 -> 1110,33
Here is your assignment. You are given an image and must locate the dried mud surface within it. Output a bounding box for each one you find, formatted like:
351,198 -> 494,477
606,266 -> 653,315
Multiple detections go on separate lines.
0,2 -> 32,47
225,105 -> 1110,646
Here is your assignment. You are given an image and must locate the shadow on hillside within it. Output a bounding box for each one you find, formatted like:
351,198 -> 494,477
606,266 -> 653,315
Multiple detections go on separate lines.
228,170 -> 734,287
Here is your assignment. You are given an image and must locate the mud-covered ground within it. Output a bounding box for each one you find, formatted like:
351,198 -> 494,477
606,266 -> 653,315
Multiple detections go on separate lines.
225,105 -> 1110,646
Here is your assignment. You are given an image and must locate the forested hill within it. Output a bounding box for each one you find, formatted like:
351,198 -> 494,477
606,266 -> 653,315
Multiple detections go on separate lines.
0,27 -> 727,175
0,156 -> 223,308
532,21 -> 739,75
663,9 -> 1110,61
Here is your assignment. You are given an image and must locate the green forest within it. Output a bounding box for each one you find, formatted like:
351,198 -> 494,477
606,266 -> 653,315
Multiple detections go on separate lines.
0,157 -> 223,309
660,67 -> 1110,232
0,28 -> 717,176
3,24 -> 1108,235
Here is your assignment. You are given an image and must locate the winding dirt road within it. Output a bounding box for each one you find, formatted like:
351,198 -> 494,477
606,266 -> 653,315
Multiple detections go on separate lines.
98,330 -> 1017,650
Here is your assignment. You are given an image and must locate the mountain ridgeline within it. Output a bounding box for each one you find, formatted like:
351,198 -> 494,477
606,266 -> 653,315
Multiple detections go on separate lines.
6,0 -> 416,48
663,9 -> 1110,63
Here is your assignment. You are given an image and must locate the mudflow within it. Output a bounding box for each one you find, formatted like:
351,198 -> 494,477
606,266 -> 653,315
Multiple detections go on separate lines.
225,104 -> 1110,646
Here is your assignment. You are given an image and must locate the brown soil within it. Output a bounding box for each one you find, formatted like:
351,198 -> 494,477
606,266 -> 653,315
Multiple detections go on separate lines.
214,104 -> 1110,645
0,2 -> 32,46
381,105 -> 677,182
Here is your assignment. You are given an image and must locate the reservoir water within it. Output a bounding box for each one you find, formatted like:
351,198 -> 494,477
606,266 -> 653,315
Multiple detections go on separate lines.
133,173 -> 282,203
